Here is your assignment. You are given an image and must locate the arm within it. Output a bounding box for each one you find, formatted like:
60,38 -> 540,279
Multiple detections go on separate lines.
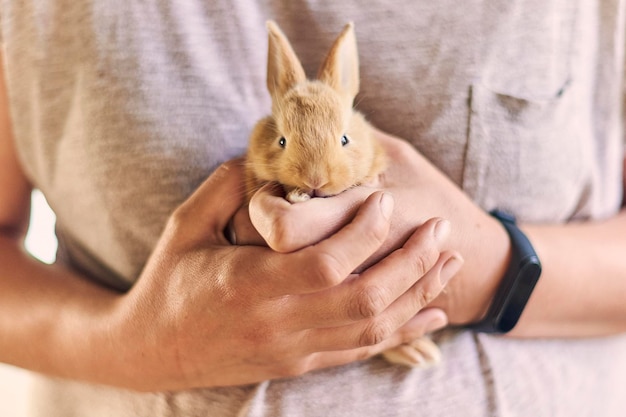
516,193 -> 626,337
0,54 -> 456,390
0,51 -> 134,386
241,130 -> 626,338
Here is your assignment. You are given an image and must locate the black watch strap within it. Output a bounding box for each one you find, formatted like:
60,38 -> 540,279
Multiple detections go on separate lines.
468,209 -> 542,333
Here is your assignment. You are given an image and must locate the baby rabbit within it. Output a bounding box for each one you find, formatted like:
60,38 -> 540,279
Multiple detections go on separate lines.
245,21 -> 386,203
246,21 -> 441,368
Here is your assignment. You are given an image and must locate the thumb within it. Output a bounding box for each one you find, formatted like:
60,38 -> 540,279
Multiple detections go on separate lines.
250,182 -> 372,253
171,158 -> 247,244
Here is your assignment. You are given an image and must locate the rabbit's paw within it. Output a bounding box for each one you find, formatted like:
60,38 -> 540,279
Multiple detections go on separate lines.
381,336 -> 441,368
286,189 -> 312,203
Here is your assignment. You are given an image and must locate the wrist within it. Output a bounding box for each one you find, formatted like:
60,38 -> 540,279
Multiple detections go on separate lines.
111,278 -> 184,392
434,208 -> 510,325
464,211 -> 513,323
467,210 -> 542,333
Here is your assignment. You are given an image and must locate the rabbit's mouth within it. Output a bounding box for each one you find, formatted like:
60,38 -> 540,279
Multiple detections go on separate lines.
312,188 -> 335,198
284,186 -> 339,203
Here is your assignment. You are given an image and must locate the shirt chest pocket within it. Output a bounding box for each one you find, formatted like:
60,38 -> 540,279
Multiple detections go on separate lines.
461,3 -> 589,223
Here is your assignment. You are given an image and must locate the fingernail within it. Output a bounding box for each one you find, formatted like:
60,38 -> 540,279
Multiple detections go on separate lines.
434,219 -> 450,243
440,254 -> 463,285
380,192 -> 394,220
425,316 -> 448,333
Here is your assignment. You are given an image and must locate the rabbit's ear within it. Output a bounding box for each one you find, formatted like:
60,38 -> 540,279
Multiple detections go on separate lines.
266,21 -> 306,99
317,22 -> 359,103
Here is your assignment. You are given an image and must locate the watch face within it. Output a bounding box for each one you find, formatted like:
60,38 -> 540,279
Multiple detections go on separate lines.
497,257 -> 541,332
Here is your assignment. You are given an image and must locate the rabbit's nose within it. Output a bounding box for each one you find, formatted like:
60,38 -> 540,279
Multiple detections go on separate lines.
303,176 -> 328,191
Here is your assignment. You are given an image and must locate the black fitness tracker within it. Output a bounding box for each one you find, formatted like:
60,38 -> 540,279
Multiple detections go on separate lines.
468,209 -> 542,333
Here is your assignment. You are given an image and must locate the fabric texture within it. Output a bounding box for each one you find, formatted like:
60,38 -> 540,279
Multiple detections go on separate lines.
1,0 -> 625,416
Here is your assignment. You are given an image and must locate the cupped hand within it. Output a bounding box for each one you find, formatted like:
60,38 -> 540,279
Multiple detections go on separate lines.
237,130 -> 512,326
113,158 -> 457,391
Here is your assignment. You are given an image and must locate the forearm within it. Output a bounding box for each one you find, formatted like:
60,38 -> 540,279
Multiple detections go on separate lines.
0,50 -> 139,387
0,234 -> 124,385
510,208 -> 626,337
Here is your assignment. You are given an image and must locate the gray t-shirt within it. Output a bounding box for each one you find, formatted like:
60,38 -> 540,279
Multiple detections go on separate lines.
1,1 -> 625,416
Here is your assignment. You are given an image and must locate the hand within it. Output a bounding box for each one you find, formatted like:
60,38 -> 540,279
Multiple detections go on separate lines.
113,159 -> 458,391
238,130 -> 511,326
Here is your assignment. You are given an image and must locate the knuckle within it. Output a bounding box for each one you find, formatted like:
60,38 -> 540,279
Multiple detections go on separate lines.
359,319 -> 393,347
355,347 -> 376,362
411,247 -> 438,278
310,251 -> 345,288
349,285 -> 388,320
266,211 -> 298,253
413,252 -> 429,277
243,324 -> 275,348
387,138 -> 415,161
240,317 -> 285,352
363,216 -> 388,246
164,207 -> 196,250
412,286 -> 433,310
168,205 -> 189,233
395,138 -> 415,154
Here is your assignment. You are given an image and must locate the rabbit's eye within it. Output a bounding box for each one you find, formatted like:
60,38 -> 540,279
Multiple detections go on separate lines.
341,135 -> 350,146
278,137 -> 287,148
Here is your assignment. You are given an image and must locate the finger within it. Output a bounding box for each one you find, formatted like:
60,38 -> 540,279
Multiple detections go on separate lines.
299,309 -> 448,372
250,182 -> 374,253
171,158 -> 246,244
288,217 -> 451,328
301,252 -> 462,352
263,191 -> 393,294
228,205 -> 266,246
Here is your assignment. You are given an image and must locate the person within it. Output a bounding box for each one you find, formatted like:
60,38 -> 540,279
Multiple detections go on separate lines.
1,1 -> 625,416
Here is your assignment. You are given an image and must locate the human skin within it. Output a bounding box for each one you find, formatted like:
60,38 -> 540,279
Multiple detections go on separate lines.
0,52 -> 462,391
235,129 -> 626,338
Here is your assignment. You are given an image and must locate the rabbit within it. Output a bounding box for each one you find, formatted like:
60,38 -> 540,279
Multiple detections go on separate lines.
245,21 -> 386,203
245,20 -> 441,368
